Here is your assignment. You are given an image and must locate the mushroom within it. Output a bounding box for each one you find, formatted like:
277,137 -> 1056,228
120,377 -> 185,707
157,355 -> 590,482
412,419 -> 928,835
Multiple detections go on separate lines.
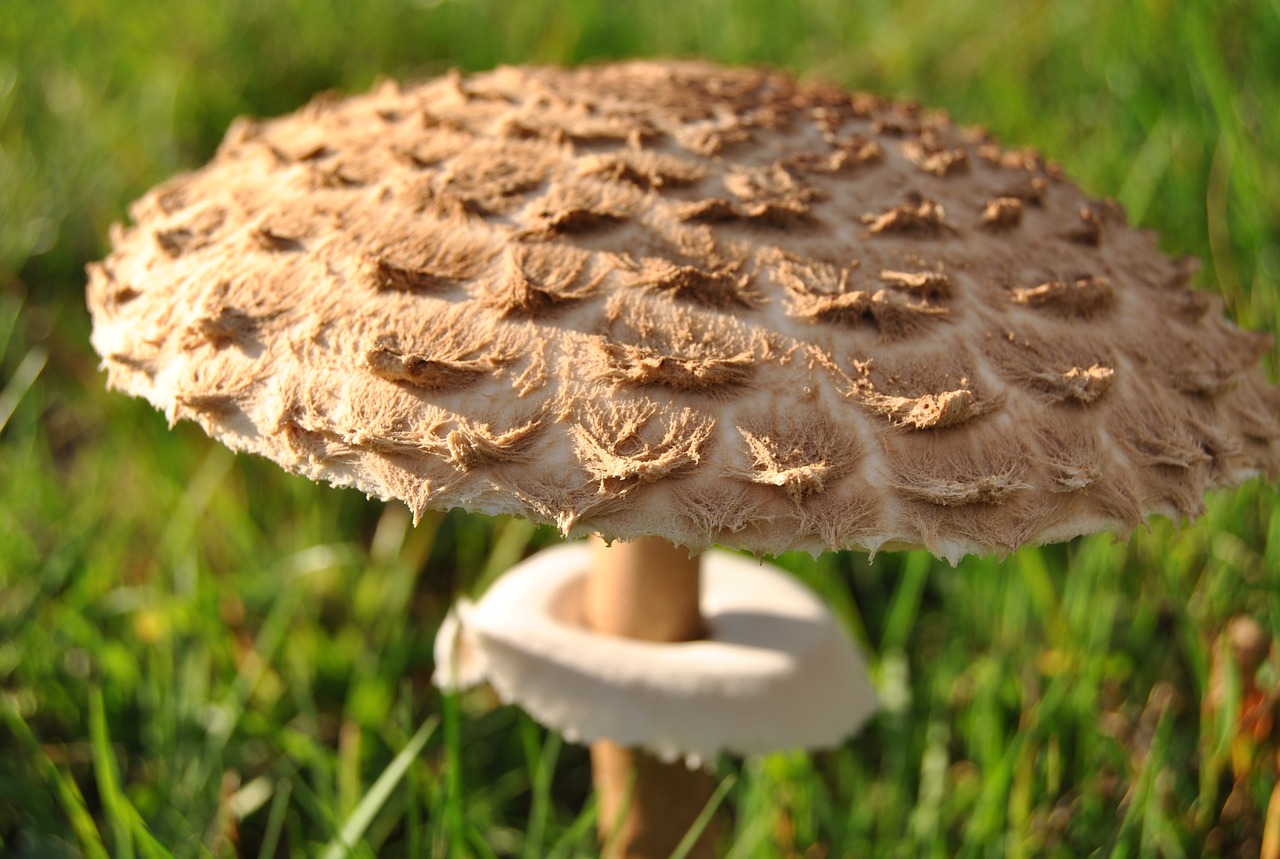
87,61 -> 1280,857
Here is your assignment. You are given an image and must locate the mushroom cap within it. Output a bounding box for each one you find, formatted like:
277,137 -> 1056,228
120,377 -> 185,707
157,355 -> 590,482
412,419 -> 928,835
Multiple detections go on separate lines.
433,543 -> 878,765
87,61 -> 1280,561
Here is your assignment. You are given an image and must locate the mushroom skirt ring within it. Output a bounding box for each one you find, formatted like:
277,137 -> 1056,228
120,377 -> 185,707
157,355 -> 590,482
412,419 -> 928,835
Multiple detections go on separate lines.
435,542 -> 878,768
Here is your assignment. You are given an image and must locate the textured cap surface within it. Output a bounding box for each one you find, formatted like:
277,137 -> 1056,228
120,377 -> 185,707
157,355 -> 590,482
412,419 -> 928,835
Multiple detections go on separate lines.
433,543 -> 878,765
88,61 -> 1280,560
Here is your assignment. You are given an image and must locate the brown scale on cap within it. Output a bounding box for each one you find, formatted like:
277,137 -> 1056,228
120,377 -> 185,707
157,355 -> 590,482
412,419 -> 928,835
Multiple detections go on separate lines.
442,415 -> 546,472
631,257 -> 763,311
88,61 -> 1280,559
847,346 -> 997,430
792,485 -> 884,548
361,301 -> 520,392
438,139 -> 560,215
862,193 -> 952,236
577,150 -> 707,190
764,251 -> 950,338
477,243 -> 604,318
1012,274 -> 1115,317
784,135 -> 883,174
981,197 -> 1024,230
153,206 -> 227,258
671,483 -> 776,548
521,178 -> 643,238
590,293 -> 758,394
571,398 -> 716,485
879,269 -> 951,300
357,220 -> 498,294
982,325 -> 1118,405
1032,422 -> 1106,494
902,135 -> 970,177
733,413 -> 863,503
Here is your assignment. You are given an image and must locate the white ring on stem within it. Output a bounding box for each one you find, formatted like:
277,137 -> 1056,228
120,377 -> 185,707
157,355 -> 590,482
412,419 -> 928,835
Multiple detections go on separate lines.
434,542 -> 879,767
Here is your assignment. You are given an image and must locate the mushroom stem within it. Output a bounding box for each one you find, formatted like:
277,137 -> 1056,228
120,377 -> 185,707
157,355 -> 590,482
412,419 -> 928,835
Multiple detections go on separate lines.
587,535 -> 704,642
591,740 -> 718,859
586,535 -> 718,858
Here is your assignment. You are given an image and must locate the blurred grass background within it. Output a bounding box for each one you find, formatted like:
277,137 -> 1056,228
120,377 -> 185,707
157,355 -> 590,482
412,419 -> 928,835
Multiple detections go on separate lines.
2,0 -> 1280,856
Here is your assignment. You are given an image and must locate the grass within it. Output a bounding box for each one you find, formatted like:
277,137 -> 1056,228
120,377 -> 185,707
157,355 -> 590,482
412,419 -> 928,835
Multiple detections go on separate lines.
2,0 -> 1279,855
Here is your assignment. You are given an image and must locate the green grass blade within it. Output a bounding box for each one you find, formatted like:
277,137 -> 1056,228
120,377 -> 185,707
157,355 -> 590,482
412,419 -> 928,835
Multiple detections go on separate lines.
318,715 -> 439,859
0,296 -> 20,360
523,729 -> 561,859
440,688 -> 467,858
3,701 -> 112,859
668,773 -> 737,859
545,796 -> 598,859
881,551 -> 930,650
88,685 -> 135,859
87,692 -> 172,858
464,823 -> 503,859
256,779 -> 293,859
0,346 -> 46,434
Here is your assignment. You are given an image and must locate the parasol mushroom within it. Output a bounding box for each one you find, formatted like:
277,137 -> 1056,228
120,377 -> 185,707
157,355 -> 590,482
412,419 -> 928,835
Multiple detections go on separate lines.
87,61 -> 1280,857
